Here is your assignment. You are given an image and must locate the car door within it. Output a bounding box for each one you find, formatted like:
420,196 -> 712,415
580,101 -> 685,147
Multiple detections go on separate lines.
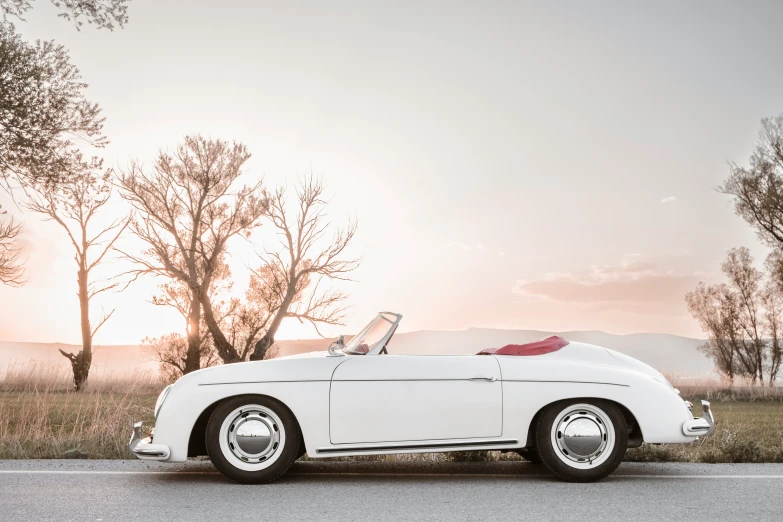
329,355 -> 503,444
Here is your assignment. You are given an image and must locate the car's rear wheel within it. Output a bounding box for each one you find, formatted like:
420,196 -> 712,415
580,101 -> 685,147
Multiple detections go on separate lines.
206,395 -> 301,484
535,399 -> 627,482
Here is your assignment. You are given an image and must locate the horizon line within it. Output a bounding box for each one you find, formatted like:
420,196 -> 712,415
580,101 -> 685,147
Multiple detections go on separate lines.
0,327 -> 704,347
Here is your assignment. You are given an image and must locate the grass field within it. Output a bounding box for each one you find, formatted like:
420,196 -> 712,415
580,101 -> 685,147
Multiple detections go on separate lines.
1,364 -> 781,462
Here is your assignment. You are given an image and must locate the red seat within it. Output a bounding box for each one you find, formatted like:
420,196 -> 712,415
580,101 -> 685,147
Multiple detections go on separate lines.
476,335 -> 569,356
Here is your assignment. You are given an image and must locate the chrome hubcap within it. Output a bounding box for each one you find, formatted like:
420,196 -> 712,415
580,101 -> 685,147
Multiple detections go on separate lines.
223,406 -> 283,465
559,415 -> 604,458
551,404 -> 614,468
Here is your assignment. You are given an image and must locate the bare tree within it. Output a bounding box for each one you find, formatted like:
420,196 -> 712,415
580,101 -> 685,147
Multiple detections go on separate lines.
686,282 -> 739,383
142,330 -> 219,383
249,176 -> 359,361
25,155 -> 127,390
711,113 -> 783,385
217,292 -> 274,362
1,23 -> 107,191
116,135 -> 268,364
687,247 -> 783,385
1,1 -> 130,31
2,0 -> 132,190
149,280 -> 207,374
146,260 -> 290,370
722,115 -> 783,248
761,288 -> 783,384
147,270 -> 270,372
763,250 -> 783,383
263,343 -> 280,360
721,248 -> 765,384
0,204 -> 24,285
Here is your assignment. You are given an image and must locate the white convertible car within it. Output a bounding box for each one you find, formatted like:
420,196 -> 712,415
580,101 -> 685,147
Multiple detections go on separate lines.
130,312 -> 715,483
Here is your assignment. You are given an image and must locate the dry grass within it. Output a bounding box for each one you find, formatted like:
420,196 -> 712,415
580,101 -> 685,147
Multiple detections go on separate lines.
0,363 -> 163,459
0,391 -> 157,459
669,374 -> 783,402
0,362 -> 166,394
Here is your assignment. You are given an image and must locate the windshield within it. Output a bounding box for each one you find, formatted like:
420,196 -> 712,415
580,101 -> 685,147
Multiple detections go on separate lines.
343,312 -> 401,355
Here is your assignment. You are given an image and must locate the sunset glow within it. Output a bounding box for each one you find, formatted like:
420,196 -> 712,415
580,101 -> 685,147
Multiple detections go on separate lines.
2,1 -> 782,346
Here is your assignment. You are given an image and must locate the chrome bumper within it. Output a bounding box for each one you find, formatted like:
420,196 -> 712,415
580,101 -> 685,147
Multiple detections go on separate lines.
129,421 -> 170,460
682,400 -> 716,437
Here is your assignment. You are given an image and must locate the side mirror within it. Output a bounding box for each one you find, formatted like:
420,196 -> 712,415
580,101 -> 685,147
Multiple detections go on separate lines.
328,335 -> 345,356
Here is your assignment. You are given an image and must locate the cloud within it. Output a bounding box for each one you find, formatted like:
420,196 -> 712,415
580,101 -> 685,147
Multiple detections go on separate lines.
660,196 -> 677,204
512,255 -> 698,308
497,251 -> 505,257
476,243 -> 485,249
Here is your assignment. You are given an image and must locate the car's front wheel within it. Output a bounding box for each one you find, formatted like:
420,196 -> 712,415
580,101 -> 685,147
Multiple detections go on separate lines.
534,399 -> 627,482
206,395 -> 301,484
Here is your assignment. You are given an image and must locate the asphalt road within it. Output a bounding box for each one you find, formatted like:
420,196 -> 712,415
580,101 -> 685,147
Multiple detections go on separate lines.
1,460 -> 782,521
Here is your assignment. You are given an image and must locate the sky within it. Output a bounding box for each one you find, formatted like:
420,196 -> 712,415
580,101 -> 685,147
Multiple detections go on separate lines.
2,0 -> 783,344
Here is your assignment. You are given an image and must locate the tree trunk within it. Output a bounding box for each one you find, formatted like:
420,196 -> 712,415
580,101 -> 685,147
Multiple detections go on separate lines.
61,267 -> 92,391
251,333 -> 273,361
184,289 -> 201,374
249,286 -> 295,361
199,291 -> 240,363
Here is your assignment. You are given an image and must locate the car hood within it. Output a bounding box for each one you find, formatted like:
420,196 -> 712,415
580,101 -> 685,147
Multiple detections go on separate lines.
173,352 -> 344,387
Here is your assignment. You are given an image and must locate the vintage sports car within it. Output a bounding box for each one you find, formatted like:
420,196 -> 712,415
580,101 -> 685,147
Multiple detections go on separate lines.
130,312 -> 715,483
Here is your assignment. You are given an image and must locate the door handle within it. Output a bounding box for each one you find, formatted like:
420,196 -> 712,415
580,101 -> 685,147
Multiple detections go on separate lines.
469,376 -> 497,382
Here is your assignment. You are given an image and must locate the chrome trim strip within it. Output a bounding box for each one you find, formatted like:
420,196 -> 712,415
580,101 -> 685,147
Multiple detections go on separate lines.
133,448 -> 169,457
316,438 -> 519,454
201,379 -> 627,386
334,378 -> 494,382
203,378 -> 498,385
502,380 -> 630,387
199,380 -> 330,386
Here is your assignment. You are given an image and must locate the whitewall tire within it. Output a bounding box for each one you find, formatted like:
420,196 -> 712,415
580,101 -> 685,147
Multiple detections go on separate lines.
535,399 -> 627,482
206,395 -> 301,484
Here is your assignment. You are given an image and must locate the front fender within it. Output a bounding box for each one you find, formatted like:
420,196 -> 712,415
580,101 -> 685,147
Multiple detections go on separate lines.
152,356 -> 344,462
153,381 -> 331,461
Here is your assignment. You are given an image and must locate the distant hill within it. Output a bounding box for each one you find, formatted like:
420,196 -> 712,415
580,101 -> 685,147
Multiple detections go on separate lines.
0,341 -> 158,374
0,329 -> 713,376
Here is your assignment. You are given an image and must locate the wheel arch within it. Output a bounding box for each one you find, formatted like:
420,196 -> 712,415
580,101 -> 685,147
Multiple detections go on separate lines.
524,397 -> 644,449
187,393 -> 306,458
